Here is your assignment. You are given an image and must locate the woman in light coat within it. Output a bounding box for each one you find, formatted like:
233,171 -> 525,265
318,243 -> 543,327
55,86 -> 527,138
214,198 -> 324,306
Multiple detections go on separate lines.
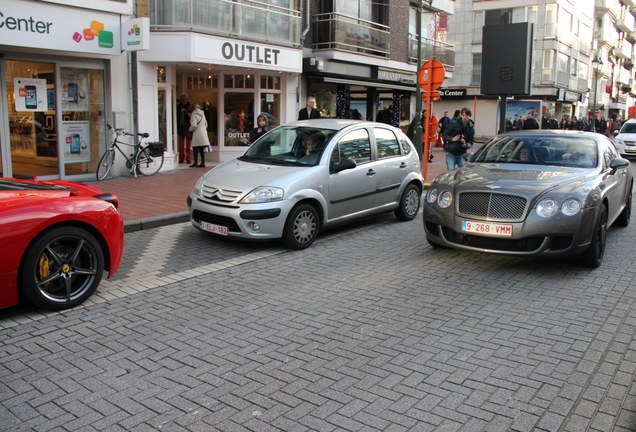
189,103 -> 210,167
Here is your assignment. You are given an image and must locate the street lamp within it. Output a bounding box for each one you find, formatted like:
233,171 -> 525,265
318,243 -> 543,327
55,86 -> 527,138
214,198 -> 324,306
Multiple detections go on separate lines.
414,0 -> 433,161
592,55 -> 603,131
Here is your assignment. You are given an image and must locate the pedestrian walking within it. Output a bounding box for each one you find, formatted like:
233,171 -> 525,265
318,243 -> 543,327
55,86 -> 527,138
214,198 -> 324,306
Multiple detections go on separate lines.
176,94 -> 192,164
443,107 -> 475,171
189,103 -> 210,168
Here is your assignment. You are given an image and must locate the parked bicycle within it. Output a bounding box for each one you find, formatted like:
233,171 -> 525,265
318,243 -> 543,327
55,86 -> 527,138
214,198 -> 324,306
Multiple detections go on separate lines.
96,124 -> 165,181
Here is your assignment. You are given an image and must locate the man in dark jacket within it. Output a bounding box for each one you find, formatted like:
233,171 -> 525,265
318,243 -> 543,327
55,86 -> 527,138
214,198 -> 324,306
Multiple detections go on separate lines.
442,107 -> 475,170
298,96 -> 321,120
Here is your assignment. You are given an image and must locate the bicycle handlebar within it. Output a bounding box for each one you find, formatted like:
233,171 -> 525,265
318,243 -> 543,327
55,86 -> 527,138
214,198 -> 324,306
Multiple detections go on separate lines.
106,123 -> 149,138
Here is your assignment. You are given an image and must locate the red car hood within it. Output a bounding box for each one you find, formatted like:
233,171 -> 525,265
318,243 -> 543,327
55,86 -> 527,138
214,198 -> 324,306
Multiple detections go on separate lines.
0,178 -> 118,210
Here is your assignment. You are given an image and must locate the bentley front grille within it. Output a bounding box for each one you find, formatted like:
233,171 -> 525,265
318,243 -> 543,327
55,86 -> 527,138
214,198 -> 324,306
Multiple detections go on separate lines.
458,192 -> 527,221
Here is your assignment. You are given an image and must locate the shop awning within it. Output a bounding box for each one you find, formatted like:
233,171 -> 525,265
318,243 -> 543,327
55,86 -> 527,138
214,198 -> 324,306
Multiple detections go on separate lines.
323,77 -> 416,93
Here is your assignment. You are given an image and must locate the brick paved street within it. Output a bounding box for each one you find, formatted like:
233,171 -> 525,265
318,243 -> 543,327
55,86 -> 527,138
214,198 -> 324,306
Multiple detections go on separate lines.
1,212 -> 636,431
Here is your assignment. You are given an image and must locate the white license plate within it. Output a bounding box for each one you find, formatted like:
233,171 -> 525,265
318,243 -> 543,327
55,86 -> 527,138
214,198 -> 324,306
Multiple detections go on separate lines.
200,221 -> 228,236
461,220 -> 512,237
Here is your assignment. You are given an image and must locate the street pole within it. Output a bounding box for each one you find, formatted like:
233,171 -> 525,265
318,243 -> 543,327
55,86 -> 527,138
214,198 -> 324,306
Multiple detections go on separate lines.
592,69 -> 598,132
414,0 -> 423,161
591,55 -> 602,133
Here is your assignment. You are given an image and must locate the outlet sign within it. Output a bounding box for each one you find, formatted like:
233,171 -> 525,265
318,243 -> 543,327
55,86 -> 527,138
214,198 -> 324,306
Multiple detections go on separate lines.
0,0 -> 121,55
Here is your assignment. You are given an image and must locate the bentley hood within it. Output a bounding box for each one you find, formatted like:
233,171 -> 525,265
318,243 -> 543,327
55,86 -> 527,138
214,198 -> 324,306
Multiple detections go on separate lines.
434,163 -> 597,197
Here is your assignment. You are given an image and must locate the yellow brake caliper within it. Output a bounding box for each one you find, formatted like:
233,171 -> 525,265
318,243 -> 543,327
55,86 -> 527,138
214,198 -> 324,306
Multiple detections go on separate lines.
38,254 -> 51,285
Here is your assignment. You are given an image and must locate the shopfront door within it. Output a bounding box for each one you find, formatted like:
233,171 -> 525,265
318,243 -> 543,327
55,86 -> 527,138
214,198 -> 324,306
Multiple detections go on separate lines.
3,60 -> 106,179
59,66 -> 105,177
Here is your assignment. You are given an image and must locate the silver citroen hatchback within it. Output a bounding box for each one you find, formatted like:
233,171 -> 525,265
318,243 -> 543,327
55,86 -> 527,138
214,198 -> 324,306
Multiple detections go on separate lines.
187,119 -> 423,249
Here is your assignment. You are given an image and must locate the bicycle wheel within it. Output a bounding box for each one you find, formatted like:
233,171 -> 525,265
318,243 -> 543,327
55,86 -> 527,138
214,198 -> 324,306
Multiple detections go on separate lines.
96,149 -> 115,181
135,147 -> 164,176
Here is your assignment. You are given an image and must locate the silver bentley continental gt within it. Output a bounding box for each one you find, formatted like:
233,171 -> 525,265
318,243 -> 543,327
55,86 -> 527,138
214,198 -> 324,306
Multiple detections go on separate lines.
423,130 -> 633,267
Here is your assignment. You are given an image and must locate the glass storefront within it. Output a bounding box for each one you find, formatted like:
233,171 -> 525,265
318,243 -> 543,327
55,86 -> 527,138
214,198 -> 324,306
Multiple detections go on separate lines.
176,71 -> 283,149
2,59 -> 106,179
308,80 -> 413,126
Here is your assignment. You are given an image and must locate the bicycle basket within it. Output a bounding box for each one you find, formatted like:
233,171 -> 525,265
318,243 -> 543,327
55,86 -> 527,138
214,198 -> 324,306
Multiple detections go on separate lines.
147,142 -> 165,157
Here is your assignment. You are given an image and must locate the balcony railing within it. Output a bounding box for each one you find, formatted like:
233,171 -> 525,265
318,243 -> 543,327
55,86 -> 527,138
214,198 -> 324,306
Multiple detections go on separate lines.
596,0 -> 622,13
408,34 -> 455,71
616,12 -> 634,33
311,13 -> 390,57
150,0 -> 301,47
616,39 -> 633,59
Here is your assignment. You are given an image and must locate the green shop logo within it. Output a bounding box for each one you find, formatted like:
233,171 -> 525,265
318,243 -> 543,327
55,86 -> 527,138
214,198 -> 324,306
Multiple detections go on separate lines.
72,20 -> 113,49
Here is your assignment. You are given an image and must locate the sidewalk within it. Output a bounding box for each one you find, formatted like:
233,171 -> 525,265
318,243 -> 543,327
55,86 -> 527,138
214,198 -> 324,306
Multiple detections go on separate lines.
87,144 -> 452,233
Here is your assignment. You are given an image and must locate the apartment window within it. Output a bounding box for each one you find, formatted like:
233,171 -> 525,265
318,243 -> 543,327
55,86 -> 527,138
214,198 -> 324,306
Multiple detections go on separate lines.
473,11 -> 484,42
578,61 -> 587,80
485,9 -> 513,25
511,6 -> 536,25
545,4 -> 556,38
560,9 -> 572,33
558,52 -> 568,73
471,53 -> 481,86
335,0 -> 375,22
570,58 -> 577,76
542,49 -> 555,82
481,7 -> 535,36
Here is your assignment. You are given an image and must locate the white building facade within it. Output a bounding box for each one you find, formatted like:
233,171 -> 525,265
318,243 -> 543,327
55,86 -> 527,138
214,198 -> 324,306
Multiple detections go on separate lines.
0,0 -> 136,180
434,0 -> 614,139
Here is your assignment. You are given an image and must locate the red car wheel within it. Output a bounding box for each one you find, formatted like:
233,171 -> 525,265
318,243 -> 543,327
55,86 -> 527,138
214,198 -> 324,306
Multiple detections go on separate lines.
20,226 -> 105,309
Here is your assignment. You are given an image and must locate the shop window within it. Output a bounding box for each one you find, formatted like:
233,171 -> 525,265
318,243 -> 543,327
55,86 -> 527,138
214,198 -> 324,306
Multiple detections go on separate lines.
157,66 -> 167,83
225,74 -> 255,89
61,67 -> 105,177
6,60 -> 58,178
259,93 -> 280,129
261,75 -> 281,90
224,92 -> 254,146
187,74 -> 217,90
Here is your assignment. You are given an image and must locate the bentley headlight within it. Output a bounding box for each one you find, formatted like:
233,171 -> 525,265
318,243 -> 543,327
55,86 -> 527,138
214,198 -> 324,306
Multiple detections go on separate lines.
536,198 -> 559,218
240,186 -> 284,203
561,199 -> 582,216
427,188 -> 439,204
438,191 -> 453,209
192,177 -> 204,196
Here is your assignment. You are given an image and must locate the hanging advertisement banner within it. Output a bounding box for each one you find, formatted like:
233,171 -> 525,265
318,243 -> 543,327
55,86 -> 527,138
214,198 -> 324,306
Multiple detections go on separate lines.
61,121 -> 91,163
13,78 -> 47,112
60,69 -> 89,112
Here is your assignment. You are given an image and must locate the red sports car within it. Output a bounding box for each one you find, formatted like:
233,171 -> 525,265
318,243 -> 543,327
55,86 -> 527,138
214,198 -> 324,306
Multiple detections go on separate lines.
0,178 -> 124,310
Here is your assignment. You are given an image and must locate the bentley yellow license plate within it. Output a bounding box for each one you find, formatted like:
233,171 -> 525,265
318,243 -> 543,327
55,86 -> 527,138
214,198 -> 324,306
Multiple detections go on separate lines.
461,220 -> 512,237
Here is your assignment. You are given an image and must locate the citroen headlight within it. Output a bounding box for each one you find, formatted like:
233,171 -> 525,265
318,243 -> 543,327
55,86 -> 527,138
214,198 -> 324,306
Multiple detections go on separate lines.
427,188 -> 439,204
536,198 -> 559,218
192,177 -> 204,196
438,191 -> 453,209
561,199 -> 582,216
240,186 -> 284,203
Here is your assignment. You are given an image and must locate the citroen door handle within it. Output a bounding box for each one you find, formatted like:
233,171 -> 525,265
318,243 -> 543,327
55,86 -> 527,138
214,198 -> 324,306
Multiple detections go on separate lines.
366,169 -> 376,176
